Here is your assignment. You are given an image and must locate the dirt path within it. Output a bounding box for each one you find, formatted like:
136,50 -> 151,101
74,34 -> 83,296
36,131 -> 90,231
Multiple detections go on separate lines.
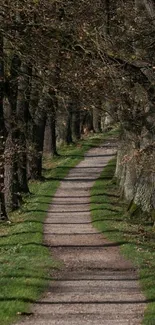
15,143 -> 146,325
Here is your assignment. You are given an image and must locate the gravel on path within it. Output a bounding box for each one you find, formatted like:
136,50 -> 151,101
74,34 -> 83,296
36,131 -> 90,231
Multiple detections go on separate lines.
15,142 -> 146,325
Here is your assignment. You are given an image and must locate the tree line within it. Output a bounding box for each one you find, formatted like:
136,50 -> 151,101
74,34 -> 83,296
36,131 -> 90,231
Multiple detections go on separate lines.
0,0 -> 155,223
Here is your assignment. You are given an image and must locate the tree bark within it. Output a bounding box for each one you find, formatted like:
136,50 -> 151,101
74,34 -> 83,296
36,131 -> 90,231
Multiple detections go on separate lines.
27,117 -> 46,180
0,34 -> 8,220
49,91 -> 58,156
80,109 -> 93,134
93,106 -> 101,133
4,54 -> 21,211
66,103 -> 73,144
44,111 -> 57,157
4,133 -> 19,212
27,76 -> 45,180
17,132 -> 29,192
72,95 -> 81,141
16,63 -> 32,192
141,0 -> 155,20
44,117 -> 52,154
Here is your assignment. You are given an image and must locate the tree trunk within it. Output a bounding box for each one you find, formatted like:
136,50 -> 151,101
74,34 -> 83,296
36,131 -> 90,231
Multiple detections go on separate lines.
72,98 -> 81,141
17,132 -> 29,192
44,111 -> 57,157
44,117 -> 52,154
51,109 -> 57,156
56,95 -> 70,145
3,54 -> 21,212
4,133 -> 19,212
16,63 -> 32,192
80,109 -> 93,135
49,91 -> 58,156
27,75 -> 46,180
141,0 -> 155,20
0,34 -> 8,220
124,147 -> 137,202
93,106 -> 101,133
27,118 -> 46,180
66,103 -> 73,144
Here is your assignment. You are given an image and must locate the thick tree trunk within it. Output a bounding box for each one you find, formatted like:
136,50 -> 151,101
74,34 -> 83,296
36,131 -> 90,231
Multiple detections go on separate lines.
132,145 -> 155,216
93,106 -> 101,133
140,0 -> 155,20
28,118 -> 46,180
16,63 -> 32,192
0,34 -> 8,220
27,75 -> 46,180
4,133 -> 19,212
116,128 -> 155,222
134,173 -> 153,212
66,104 -> 73,144
49,91 -> 58,156
51,108 -> 57,156
115,134 -> 129,196
44,118 -> 52,154
80,109 -> 93,135
3,54 -> 22,212
124,147 -> 137,202
43,88 -> 58,156
44,112 -> 57,157
17,132 -> 29,192
72,102 -> 81,141
56,111 -> 67,145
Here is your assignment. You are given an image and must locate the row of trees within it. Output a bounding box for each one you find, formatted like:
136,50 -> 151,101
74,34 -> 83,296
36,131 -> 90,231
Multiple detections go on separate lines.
0,0 -> 155,222
0,0 -> 107,219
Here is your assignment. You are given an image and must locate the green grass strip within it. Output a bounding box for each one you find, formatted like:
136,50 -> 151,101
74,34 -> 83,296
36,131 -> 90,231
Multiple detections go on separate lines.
91,158 -> 155,325
0,132 -> 110,325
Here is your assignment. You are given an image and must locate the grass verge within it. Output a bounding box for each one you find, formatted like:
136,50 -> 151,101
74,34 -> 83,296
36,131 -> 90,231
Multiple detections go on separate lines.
0,132 -> 110,325
91,158 -> 155,325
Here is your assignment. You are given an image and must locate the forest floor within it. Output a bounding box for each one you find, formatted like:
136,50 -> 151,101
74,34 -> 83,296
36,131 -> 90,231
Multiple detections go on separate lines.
14,139 -> 147,325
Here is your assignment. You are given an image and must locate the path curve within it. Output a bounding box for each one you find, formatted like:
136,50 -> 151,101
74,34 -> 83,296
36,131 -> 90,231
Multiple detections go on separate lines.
16,142 -> 146,325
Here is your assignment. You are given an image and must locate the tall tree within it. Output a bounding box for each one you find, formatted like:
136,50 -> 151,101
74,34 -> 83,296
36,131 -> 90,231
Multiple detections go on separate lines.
0,34 -> 7,220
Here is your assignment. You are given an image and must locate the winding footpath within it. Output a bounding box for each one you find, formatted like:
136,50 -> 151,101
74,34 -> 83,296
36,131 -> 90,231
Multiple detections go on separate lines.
15,142 -> 146,325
